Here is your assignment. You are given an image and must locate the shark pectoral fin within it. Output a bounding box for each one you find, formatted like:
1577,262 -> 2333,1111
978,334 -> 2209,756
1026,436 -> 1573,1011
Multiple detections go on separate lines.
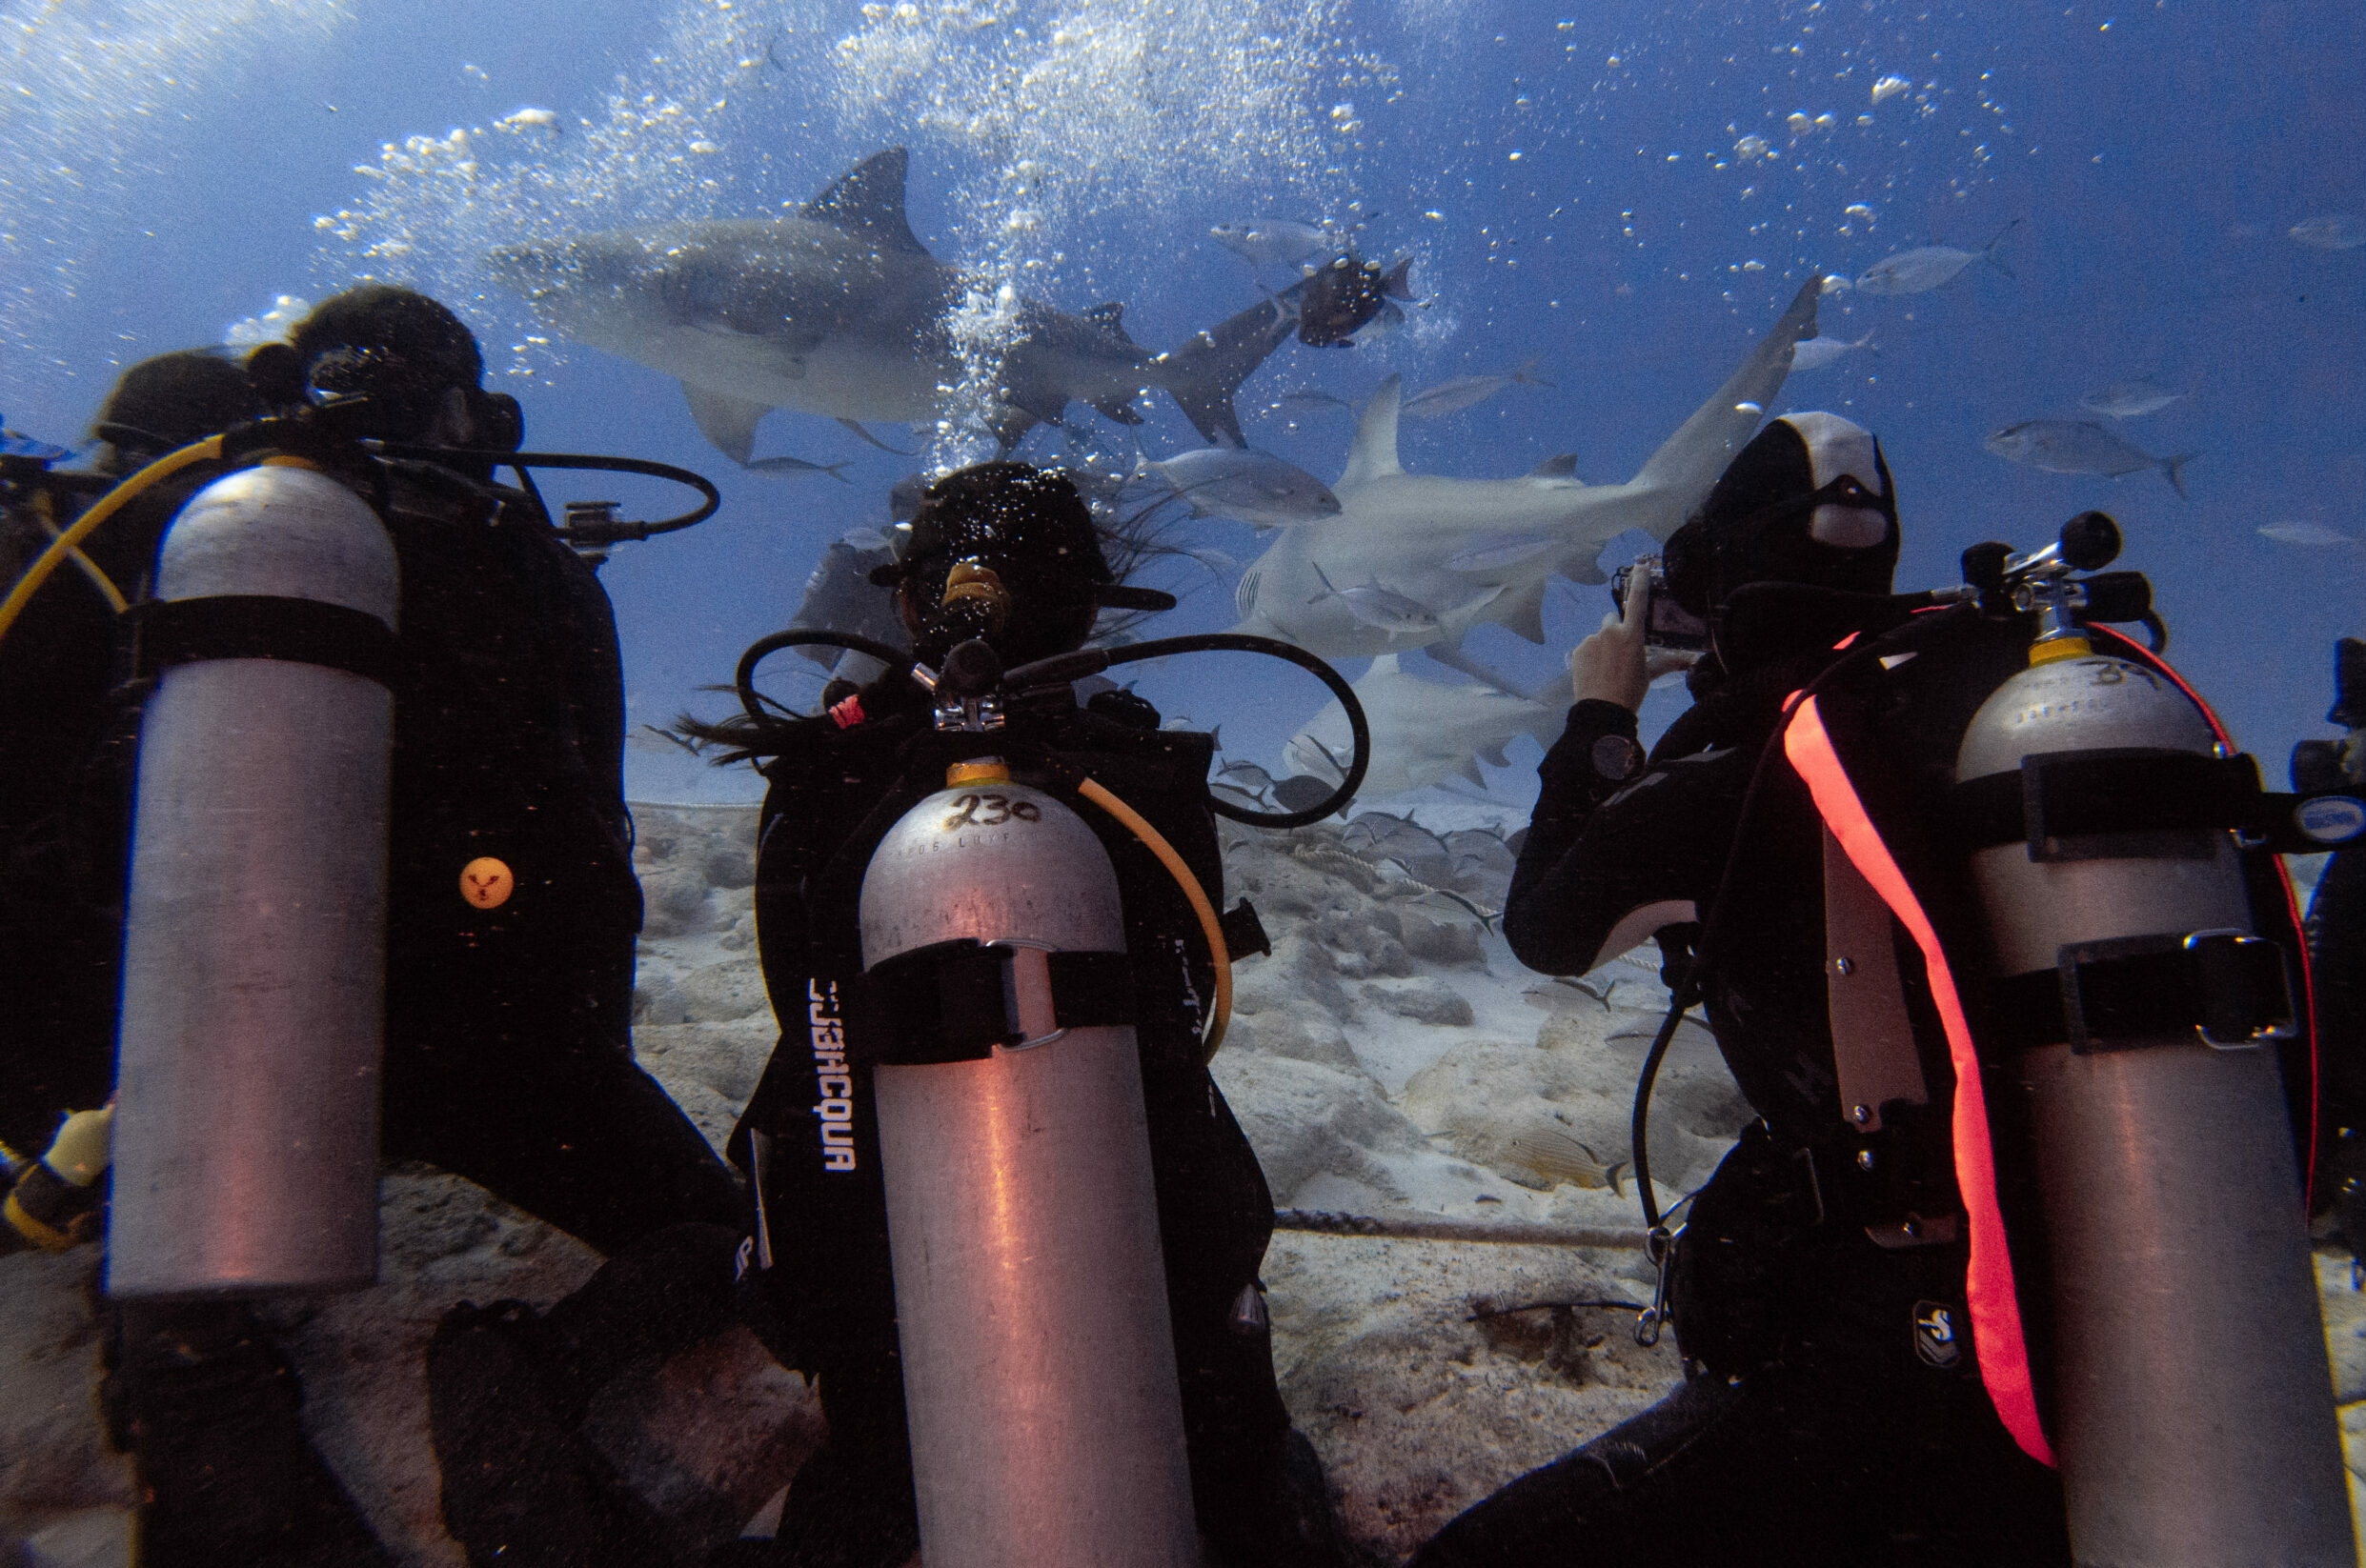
837,418 -> 915,455
1091,395 -> 1145,425
1456,755 -> 1486,787
1155,289 -> 1300,448
1562,553 -> 1609,587
681,383 -> 773,467
1340,375 -> 1405,488
986,403 -> 1041,452
799,147 -> 932,256
1480,743 -> 1511,769
1494,577 -> 1550,643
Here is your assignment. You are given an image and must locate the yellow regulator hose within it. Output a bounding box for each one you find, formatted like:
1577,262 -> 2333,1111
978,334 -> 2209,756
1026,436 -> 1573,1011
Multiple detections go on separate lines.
1074,774 -> 1233,1061
0,434 -> 223,650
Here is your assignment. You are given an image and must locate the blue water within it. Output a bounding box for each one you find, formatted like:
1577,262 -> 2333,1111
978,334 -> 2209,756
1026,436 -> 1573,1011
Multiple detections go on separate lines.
5,0 -> 2361,802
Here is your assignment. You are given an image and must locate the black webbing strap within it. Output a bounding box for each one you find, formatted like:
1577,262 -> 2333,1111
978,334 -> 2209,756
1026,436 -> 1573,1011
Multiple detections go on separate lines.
1988,931 -> 2297,1055
852,938 -> 1138,1065
133,593 -> 398,687
1951,748 -> 2259,861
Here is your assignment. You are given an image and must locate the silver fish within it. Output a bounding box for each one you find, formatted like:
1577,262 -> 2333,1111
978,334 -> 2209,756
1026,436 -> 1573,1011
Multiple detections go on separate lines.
2290,214 -> 2366,251
1211,218 -> 1329,269
1402,359 -> 1555,420
2258,521 -> 2359,548
2078,376 -> 2188,419
1216,757 -> 1277,794
1144,445 -> 1340,528
1308,562 -> 1441,640
1272,389 -> 1356,414
744,455 -> 852,482
1443,533 -> 1555,573
1984,419 -> 2194,498
1852,219 -> 2021,295
1787,329 -> 1876,372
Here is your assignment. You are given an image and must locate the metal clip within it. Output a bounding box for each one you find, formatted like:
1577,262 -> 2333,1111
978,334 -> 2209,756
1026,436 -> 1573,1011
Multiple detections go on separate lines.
1636,1223 -> 1679,1347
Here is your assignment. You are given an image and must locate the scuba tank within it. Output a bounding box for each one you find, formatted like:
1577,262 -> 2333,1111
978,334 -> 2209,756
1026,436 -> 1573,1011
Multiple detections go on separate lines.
108,460 -> 400,1297
859,753 -> 1199,1568
1950,532 -> 2351,1566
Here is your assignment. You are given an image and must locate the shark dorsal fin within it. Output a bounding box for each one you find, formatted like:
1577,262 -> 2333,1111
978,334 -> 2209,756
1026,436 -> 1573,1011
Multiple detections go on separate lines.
799,148 -> 929,255
1084,302 -> 1134,344
1529,452 -> 1581,479
1340,374 -> 1405,488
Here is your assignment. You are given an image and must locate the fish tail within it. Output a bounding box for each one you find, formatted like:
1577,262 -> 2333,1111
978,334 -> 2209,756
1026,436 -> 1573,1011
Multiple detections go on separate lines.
1515,356 -> 1555,389
2161,452 -> 2197,501
825,462 -> 853,484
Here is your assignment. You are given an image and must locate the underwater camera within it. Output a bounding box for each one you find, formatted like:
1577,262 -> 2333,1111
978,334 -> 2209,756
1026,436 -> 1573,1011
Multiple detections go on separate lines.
1608,553 -> 1712,652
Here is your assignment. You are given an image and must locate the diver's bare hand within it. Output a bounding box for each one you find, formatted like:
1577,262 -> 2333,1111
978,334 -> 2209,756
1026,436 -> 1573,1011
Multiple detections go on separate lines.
1571,584 -> 1651,713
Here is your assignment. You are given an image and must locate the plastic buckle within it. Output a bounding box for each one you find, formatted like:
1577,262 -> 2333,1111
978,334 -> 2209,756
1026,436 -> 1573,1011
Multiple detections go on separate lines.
1636,1224 -> 1679,1348
2056,929 -> 2295,1053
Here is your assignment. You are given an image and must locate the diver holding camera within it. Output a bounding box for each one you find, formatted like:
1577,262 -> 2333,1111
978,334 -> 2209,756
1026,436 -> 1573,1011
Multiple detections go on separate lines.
1419,411 -> 2350,1566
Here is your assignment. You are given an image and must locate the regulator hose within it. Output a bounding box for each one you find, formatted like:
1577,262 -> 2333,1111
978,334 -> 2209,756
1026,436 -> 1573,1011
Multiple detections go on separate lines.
0,433 -> 226,650
366,446 -> 721,539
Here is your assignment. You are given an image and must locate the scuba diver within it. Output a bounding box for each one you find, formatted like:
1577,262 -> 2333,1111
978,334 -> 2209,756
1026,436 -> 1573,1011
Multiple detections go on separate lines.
2295,637 -> 2366,1263
0,291 -> 750,1566
0,349 -> 264,1146
1416,413 -> 2073,1566
686,460 -> 1354,1568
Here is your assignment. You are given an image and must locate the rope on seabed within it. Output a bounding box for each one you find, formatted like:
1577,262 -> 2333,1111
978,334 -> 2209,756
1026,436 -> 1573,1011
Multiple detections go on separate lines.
1273,1209 -> 1650,1249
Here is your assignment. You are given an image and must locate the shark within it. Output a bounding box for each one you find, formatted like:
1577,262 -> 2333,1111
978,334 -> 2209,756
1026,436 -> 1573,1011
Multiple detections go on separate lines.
486,148 -> 1387,461
1286,653 -> 1571,797
1230,275 -> 1821,660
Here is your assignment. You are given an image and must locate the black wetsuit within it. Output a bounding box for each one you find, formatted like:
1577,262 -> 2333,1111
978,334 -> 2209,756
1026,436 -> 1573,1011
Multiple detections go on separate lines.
726,677 -> 1304,1566
1416,633 -> 2073,1568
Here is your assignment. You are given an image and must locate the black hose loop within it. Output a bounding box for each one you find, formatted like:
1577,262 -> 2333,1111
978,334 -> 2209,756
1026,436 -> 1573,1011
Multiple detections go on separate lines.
1006,633 -> 1371,828
735,631 -> 915,724
364,446 -> 721,536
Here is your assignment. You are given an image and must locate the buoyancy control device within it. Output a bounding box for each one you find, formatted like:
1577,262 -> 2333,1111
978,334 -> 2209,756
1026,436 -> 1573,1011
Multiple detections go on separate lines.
734,626 -> 1366,1568
0,402 -> 722,1297
1627,510 -> 2357,1565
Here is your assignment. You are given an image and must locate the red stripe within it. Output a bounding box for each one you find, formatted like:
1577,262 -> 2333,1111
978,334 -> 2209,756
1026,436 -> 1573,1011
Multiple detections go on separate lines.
2089,628 -> 2320,1208
1785,696 -> 2056,1467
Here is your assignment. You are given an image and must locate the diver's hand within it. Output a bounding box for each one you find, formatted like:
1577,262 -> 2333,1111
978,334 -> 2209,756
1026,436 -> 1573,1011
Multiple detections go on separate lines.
1572,585 -> 1651,713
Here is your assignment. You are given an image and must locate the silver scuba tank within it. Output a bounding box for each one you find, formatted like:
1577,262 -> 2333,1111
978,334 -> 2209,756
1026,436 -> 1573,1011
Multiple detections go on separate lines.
857,758 -> 1198,1568
108,460 -> 398,1298
1955,633 -> 2352,1567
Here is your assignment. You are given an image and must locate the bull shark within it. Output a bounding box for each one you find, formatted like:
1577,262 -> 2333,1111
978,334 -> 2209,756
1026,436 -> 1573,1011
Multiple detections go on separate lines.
1231,275 -> 1821,659
486,148 -> 1383,461
1287,653 -> 1571,797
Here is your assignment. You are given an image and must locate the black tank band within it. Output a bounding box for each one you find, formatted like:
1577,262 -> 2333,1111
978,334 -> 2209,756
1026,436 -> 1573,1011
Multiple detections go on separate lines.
133,593 -> 398,687
1988,930 -> 2297,1055
852,938 -> 1138,1065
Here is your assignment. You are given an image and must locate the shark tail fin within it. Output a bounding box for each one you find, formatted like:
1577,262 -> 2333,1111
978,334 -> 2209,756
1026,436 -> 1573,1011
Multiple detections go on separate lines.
1628,274 -> 1820,530
824,462 -> 854,484
1982,217 -> 2025,279
2161,452 -> 2197,500
1382,255 -> 1418,300
1514,357 -> 1556,390
1856,329 -> 1879,353
1154,291 -> 1299,448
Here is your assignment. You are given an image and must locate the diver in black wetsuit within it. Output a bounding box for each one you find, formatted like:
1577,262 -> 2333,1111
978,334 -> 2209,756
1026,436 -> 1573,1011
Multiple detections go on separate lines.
690,460 -> 1350,1568
1413,413 -> 2072,1568
0,291 -> 748,1567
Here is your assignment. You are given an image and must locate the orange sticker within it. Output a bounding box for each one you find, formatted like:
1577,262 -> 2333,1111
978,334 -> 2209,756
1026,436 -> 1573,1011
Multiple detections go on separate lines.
459,856 -> 515,910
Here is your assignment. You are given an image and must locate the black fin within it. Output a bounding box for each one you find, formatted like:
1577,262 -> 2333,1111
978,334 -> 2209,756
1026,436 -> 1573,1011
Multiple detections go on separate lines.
1383,255 -> 1417,300
1084,302 -> 1134,344
1091,395 -> 1145,425
798,149 -> 929,256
